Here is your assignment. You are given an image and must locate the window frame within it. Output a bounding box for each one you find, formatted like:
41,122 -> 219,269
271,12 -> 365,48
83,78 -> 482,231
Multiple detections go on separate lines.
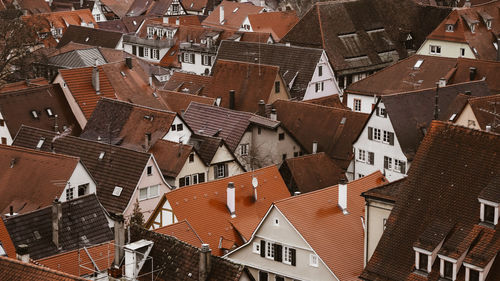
354,99 -> 362,111
240,143 -> 249,156
430,45 -> 442,55
139,185 -> 160,201
216,163 -> 226,178
309,254 -> 319,267
318,65 -> 323,77
266,241 -> 275,259
275,81 -> 281,93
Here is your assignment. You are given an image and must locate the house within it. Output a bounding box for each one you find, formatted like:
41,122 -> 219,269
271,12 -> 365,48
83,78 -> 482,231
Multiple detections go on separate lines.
279,152 -> 346,195
56,25 -> 123,49
0,255 -> 87,280
303,94 -> 349,110
183,102 -> 304,171
0,145 -> 97,216
360,178 -> 405,265
202,1 -> 264,30
126,0 -> 187,17
453,94 -> 500,133
280,0 -> 451,91
130,225 -> 252,280
352,80 -> 490,181
99,0 -> 135,19
239,11 -> 298,41
226,171 -> 387,281
53,57 -> 166,128
271,100 -> 369,179
13,126 -> 170,221
345,55 -> 500,113
204,60 -> 290,112
80,98 -> 192,149
0,84 -> 81,145
144,165 -> 291,256
4,194 -> 113,260
157,90 -> 215,115
0,218 -> 16,258
98,15 -> 146,33
216,40 -> 340,100
416,1 -> 500,60
361,121 -> 500,281
181,0 -> 219,15
162,71 -> 212,94
153,219 -> 203,246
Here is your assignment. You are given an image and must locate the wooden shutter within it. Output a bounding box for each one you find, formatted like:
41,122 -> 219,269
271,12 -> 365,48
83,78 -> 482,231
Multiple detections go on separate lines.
375,107 -> 379,116
259,271 -> 268,281
400,162 -> 406,174
274,244 -> 282,262
368,152 -> 374,165
224,163 -> 228,177
190,53 -> 195,64
384,157 -> 388,169
179,177 -> 185,187
290,248 -> 296,266
260,240 -> 266,257
214,165 -> 218,179
389,132 -> 394,145
368,127 -> 373,140
198,173 -> 205,183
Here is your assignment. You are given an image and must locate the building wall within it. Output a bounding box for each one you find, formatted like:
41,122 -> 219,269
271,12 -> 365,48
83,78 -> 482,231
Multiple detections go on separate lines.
352,102 -> 408,181
92,1 -> 107,22
227,207 -> 337,281
345,93 -> 377,114
163,116 -> 192,144
207,144 -> 244,181
180,52 -> 216,75
416,39 -> 475,59
174,151 -> 208,188
124,157 -> 171,222
454,104 -> 481,130
0,112 -> 13,145
149,199 -> 178,229
364,199 -> 394,265
267,74 -> 291,105
60,162 -> 98,202
123,43 -> 169,63
53,74 -> 88,129
303,51 -> 341,101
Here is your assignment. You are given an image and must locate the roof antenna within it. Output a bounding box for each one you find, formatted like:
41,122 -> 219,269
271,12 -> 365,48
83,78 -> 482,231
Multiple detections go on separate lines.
434,82 -> 439,120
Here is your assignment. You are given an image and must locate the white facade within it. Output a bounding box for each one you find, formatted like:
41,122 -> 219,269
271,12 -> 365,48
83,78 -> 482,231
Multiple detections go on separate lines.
92,0 -> 107,22
123,43 -> 170,63
60,162 -> 98,203
364,199 -> 394,266
345,92 -> 377,114
302,51 -> 342,101
172,150 -> 208,188
180,51 -> 216,75
207,143 -> 245,181
0,112 -> 13,145
163,116 -> 192,144
416,39 -> 476,59
352,102 -> 408,182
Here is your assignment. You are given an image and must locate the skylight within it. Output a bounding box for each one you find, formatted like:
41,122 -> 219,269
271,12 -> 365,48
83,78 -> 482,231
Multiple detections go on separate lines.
340,117 -> 347,124
46,108 -> 54,117
414,59 -> 424,69
33,230 -> 41,240
449,113 -> 456,121
112,186 -> 123,196
85,37 -> 89,42
36,137 -> 45,149
98,151 -> 105,160
233,7 -> 239,13
31,110 -> 38,119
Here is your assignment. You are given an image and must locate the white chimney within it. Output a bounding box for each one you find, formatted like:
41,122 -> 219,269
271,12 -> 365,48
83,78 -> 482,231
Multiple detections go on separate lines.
486,125 -> 492,132
227,182 -> 236,217
439,78 -> 447,87
52,197 -> 62,249
270,109 -> 277,121
16,244 -> 29,263
338,179 -> 348,214
219,5 -> 225,24
113,213 -> 125,267
312,141 -> 318,154
92,65 -> 100,95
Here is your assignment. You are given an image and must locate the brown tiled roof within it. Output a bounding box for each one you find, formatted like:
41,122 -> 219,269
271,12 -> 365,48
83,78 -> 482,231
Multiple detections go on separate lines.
162,72 -> 212,95
189,134 -> 225,165
157,90 -> 215,115
0,145 -> 81,215
442,93 -> 473,122
12,126 -> 153,215
80,98 -> 176,152
379,81 -> 491,159
275,171 -> 387,281
272,100 -> 369,167
281,0 -> 450,74
247,11 -> 299,41
130,225 -> 245,280
216,40 -> 324,100
181,0 -> 216,14
162,165 -> 290,256
279,152 -> 346,195
463,94 -> 500,133
0,218 -> 16,258
148,0 -> 185,16
0,77 -> 48,93
153,220 -> 203,247
479,175 -> 500,203
56,25 -> 123,49
4,194 -> 113,260
202,0 -> 264,30
37,241 -> 114,277
22,9 -> 97,33
452,58 -> 500,94
13,0 -> 51,14
0,84 -> 82,137
361,121 -> 500,281
148,140 -> 193,178
101,0 -> 134,18
205,59 -> 285,112
361,177 -> 406,203
426,2 -> 499,60
304,94 -> 349,109
183,102 -> 280,152
0,255 -> 88,281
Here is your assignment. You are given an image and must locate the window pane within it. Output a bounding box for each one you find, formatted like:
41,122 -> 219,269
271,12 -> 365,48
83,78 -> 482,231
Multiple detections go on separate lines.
149,185 -> 159,197
139,188 -> 148,200
419,253 -> 428,272
484,204 -> 495,223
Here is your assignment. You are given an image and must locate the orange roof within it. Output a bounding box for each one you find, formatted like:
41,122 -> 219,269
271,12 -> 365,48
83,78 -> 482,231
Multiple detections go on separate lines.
0,78 -> 49,93
37,241 -> 114,277
59,66 -> 115,119
154,220 -> 203,247
247,11 -> 299,41
157,90 -> 215,115
0,255 -> 88,280
275,171 -> 387,281
164,165 -> 290,256
0,218 -> 15,258
23,9 -> 97,32
202,0 -> 264,30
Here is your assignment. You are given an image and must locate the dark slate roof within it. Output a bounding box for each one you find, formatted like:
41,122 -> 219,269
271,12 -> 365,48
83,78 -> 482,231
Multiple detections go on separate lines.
361,121 -> 500,281
148,140 -> 193,178
46,48 -> 107,68
12,126 -> 152,215
479,175 -> 500,204
56,25 -> 123,49
189,134 -> 224,165
281,0 -> 450,75
4,194 -> 113,260
130,225 -> 245,281
380,80 -> 491,160
361,177 -> 406,203
0,84 -> 82,137
216,40 -> 324,99
80,98 -> 177,152
183,102 -> 280,152
0,255 -> 88,281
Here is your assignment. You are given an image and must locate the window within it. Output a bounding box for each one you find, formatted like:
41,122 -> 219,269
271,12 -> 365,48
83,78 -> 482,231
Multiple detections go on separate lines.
460,48 -> 465,57
419,252 -> 428,272
315,81 -> 324,92
78,184 -> 88,196
144,47 -> 149,57
0,119 -> 4,126
318,65 -> 323,76
258,128 -> 261,135
176,124 -> 183,131
278,133 -> 285,141
394,160 -> 406,173
202,55 -> 212,66
240,144 -> 249,156
112,186 -> 123,196
484,204 -> 495,224
259,271 -> 268,281
384,156 -> 392,170
283,246 -> 293,264
275,81 -> 280,93
46,108 -> 54,117
266,241 -> 274,259
139,46 -> 144,57
282,154 -> 287,160
184,175 -> 191,186
66,187 -> 74,201
216,163 -> 226,178
443,260 -> 453,279
152,49 -> 159,60
368,152 -> 375,165
354,99 -> 361,111
358,173 -> 365,178
171,124 -> 176,131
192,174 -> 199,185
1,137 -> 6,145
446,24 -> 454,32
383,131 -> 394,145
469,269 -> 480,281
468,120 -> 476,127
132,45 -> 137,56
139,185 -> 159,200
36,137 -> 45,149
373,128 -> 381,141
147,166 -> 153,176
95,14 -> 100,21
275,276 -> 284,281
357,149 -> 366,162
31,110 -> 39,119
430,45 -> 441,55
274,218 -> 279,226
253,242 -> 260,254
376,107 -> 387,118
189,153 -> 194,163
310,254 -> 319,267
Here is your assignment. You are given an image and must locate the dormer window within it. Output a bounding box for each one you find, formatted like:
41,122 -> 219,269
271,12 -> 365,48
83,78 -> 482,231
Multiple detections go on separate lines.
446,24 -> 454,32
485,20 -> 491,30
441,258 -> 455,280
479,199 -> 498,225
466,266 -> 482,281
417,251 -> 429,272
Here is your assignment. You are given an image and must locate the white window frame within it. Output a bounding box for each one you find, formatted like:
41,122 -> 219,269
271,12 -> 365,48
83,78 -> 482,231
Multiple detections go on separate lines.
373,128 -> 381,141
240,143 -> 249,156
354,99 -> 361,111
266,241 -> 274,259
309,254 -> 319,267
153,49 -> 159,60
139,185 -> 160,201
383,130 -> 391,143
66,187 -> 74,201
253,242 -> 260,254
479,199 -> 499,225
216,164 -> 226,178
384,156 -> 393,170
430,45 -> 441,55
192,173 -> 199,185
283,246 -> 292,265
144,47 -> 149,58
357,149 -> 366,162
379,107 -> 386,117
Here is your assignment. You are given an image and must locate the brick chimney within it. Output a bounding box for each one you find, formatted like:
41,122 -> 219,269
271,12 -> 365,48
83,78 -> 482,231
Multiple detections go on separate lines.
52,198 -> 62,249
114,213 -> 125,266
469,67 -> 477,81
258,100 -> 266,117
199,244 -> 212,281
229,90 -> 235,110
92,61 -> 100,95
227,182 -> 236,217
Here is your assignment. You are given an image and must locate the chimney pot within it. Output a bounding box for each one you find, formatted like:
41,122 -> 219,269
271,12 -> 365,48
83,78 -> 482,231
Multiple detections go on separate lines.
229,90 -> 235,110
270,109 -> 277,121
486,125 -> 492,132
469,67 -> 477,81
338,180 -> 348,214
16,244 -> 29,263
125,57 -> 133,69
199,244 -> 212,281
312,141 -> 318,154
258,100 -> 266,117
9,205 -> 13,216
227,182 -> 236,217
439,78 -> 447,87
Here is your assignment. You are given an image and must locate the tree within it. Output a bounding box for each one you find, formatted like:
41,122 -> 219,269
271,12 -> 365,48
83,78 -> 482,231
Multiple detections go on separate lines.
129,199 -> 145,227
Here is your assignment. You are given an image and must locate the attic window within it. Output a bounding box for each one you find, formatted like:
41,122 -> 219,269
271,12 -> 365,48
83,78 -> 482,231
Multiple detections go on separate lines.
441,259 -> 455,279
445,24 -> 454,32
414,59 -> 424,69
31,110 -> 39,119
112,186 -> 123,196
414,249 -> 430,273
46,108 -> 54,117
36,137 -> 45,150
233,7 -> 239,13
98,152 -> 105,160
0,242 -> 6,256
215,97 -> 222,106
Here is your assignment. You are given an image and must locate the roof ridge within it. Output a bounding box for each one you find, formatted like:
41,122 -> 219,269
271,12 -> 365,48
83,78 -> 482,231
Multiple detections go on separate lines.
469,94 -> 500,102
0,255 -> 88,280
273,99 -> 360,114
382,79 -> 486,97
1,143 -> 80,161
220,40 -> 324,53
217,59 -> 280,70
0,83 -> 55,95
98,97 -> 178,116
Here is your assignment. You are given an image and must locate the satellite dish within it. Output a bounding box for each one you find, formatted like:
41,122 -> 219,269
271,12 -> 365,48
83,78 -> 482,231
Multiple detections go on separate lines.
252,177 -> 258,188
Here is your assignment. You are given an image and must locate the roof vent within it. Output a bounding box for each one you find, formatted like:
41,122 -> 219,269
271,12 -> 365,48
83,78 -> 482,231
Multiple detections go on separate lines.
113,186 -> 123,196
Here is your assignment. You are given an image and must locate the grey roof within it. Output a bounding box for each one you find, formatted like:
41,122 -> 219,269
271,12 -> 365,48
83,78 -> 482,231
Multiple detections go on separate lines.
47,48 -> 107,68
4,194 -> 113,260
216,40 -> 324,100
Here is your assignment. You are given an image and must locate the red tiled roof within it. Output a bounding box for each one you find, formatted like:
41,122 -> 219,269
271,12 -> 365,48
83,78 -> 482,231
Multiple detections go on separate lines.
0,78 -> 48,93
467,94 -> 500,133
452,58 -> 500,94
37,241 -> 114,277
0,255 -> 88,280
0,218 -> 15,258
100,0 -> 134,18
203,0 -> 264,30
247,11 -> 299,41
148,140 -> 193,178
164,165 -> 290,256
275,171 -> 387,281
154,220 -> 203,247
163,72 -> 213,95
157,90 -> 215,115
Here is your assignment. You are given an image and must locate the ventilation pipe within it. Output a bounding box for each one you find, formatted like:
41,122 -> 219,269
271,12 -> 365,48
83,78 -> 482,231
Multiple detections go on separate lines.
312,141 -> 318,154
199,244 -> 212,281
92,63 -> 100,95
125,57 -> 133,69
270,109 -> 277,121
16,244 -> 29,263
